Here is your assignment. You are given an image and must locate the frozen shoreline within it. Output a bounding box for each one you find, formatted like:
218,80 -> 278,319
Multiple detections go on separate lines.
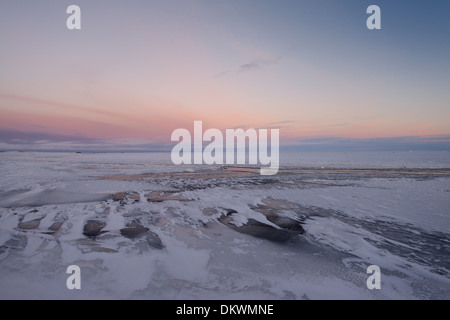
0,152 -> 449,299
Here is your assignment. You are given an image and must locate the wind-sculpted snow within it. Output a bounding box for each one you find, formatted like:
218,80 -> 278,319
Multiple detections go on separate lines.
0,151 -> 449,299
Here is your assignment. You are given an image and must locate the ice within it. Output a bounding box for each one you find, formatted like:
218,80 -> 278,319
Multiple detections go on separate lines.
280,151 -> 450,169
0,151 -> 449,299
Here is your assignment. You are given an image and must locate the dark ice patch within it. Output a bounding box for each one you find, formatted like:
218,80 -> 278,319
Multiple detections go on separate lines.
219,214 -> 300,242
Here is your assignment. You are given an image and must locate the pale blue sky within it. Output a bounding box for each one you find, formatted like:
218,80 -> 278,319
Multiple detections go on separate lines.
0,0 -> 449,151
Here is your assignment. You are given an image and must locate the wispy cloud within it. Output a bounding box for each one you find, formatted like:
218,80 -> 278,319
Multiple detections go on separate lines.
0,93 -> 117,118
266,120 -> 295,126
256,120 -> 296,130
2,129 -> 449,153
302,123 -> 349,129
229,124 -> 250,130
214,57 -> 279,78
237,62 -> 264,73
238,58 -> 278,74
213,71 -> 230,79
0,130 -> 91,144
282,135 -> 450,151
215,45 -> 296,78
0,129 -> 171,152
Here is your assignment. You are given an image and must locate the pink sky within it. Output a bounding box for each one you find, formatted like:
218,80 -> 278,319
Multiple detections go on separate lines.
1,1 -> 449,151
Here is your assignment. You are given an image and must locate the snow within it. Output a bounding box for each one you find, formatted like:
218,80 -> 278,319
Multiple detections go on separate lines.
0,151 -> 449,299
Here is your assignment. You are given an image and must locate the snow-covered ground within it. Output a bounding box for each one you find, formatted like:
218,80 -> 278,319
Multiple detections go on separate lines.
0,151 -> 449,299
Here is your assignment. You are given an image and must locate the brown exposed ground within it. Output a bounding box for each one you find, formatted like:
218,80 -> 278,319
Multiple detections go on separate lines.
96,169 -> 256,181
96,166 -> 450,181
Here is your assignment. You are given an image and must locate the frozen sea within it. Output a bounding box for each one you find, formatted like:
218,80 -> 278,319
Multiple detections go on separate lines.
0,151 -> 449,299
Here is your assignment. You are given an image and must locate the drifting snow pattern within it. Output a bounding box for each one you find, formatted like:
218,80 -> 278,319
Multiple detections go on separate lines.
0,151 -> 449,299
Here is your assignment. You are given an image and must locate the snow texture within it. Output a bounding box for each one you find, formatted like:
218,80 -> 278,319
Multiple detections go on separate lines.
0,151 -> 449,299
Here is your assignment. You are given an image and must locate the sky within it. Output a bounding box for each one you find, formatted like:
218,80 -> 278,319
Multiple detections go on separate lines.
1,0 -> 449,151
